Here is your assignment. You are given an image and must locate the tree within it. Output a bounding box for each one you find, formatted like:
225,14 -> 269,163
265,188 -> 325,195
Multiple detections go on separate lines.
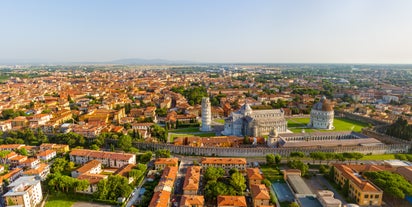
16,148 -> 28,156
118,134 -> 132,152
204,167 -> 225,181
289,202 -> 299,207
90,144 -> 100,150
342,179 -> 349,197
364,171 -> 412,200
266,154 -> 275,166
151,124 -> 167,142
94,175 -> 133,201
137,151 -> 153,163
352,152 -> 364,164
155,149 -> 171,158
262,179 -> 271,188
287,160 -> 309,176
328,166 -> 335,181
290,151 -> 305,158
274,154 -> 281,165
230,172 -> 246,194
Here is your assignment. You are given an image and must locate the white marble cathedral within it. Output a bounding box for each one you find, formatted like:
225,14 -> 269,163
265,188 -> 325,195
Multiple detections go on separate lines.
308,96 -> 334,129
222,102 -> 287,137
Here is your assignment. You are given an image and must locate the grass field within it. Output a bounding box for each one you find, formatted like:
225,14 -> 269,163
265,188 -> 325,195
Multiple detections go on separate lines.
286,117 -> 368,133
45,193 -> 75,207
214,118 -> 225,124
170,127 -> 200,133
360,154 -> 396,160
260,165 -> 283,182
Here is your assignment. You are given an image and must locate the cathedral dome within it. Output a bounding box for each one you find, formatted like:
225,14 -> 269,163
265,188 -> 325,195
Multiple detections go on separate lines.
312,96 -> 333,112
240,102 -> 252,115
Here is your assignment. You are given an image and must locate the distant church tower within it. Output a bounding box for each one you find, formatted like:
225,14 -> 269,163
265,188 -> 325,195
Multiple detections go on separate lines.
201,97 -> 212,131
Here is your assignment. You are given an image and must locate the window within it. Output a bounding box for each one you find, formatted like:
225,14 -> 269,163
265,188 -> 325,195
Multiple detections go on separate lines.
375,194 -> 379,198
364,194 -> 369,198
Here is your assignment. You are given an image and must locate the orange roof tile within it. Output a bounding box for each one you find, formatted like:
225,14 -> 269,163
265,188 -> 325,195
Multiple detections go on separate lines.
201,157 -> 246,165
217,196 -> 247,207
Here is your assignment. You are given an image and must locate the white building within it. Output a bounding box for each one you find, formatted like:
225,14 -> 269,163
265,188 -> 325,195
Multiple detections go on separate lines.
308,96 -> 334,130
69,149 -> 136,168
222,102 -> 287,137
2,176 -> 43,207
201,97 -> 212,131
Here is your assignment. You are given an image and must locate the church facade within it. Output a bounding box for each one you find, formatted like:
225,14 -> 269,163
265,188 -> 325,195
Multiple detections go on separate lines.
221,103 -> 287,137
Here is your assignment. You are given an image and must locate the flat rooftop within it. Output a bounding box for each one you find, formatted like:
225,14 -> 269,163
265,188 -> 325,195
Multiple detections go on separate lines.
298,196 -> 322,207
287,175 -> 313,195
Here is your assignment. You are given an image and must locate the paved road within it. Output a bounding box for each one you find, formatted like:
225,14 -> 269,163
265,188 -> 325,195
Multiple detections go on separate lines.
172,159 -> 191,207
126,176 -> 148,207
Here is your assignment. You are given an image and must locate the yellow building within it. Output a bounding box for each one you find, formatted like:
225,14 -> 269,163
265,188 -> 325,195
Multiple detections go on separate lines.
201,157 -> 247,173
333,164 -> 383,206
154,158 -> 179,171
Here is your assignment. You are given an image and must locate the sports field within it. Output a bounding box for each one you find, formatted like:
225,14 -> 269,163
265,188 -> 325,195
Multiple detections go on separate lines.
286,117 -> 368,133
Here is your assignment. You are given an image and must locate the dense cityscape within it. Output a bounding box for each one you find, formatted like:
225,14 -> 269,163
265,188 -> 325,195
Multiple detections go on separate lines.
0,64 -> 411,207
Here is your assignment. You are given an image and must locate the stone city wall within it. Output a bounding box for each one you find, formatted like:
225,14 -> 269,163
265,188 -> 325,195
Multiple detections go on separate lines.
133,142 -> 410,157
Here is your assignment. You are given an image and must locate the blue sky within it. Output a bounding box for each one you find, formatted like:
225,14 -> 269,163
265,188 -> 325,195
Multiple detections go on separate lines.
1,0 -> 412,63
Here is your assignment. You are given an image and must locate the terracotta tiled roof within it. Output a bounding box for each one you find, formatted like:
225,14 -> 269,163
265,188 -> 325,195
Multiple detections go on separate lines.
201,157 -> 246,165
217,196 -> 247,207
149,191 -> 171,207
75,160 -> 101,174
183,166 -> 201,191
77,173 -> 107,184
70,149 -> 134,161
23,163 -> 49,176
180,195 -> 204,206
251,184 -> 270,200
334,164 -> 383,193
155,158 -> 179,166
37,149 -> 56,157
247,168 -> 264,180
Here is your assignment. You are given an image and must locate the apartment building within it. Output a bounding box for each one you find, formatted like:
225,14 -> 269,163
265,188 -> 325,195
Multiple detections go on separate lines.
69,149 -> 136,168
201,157 -> 247,173
183,166 -> 201,195
40,143 -> 70,153
247,168 -> 264,187
2,176 -> 43,207
333,164 -> 383,206
36,149 -> 57,161
149,166 -> 178,207
154,158 -> 179,171
250,184 -> 271,207
23,163 -> 50,181
71,160 -> 102,178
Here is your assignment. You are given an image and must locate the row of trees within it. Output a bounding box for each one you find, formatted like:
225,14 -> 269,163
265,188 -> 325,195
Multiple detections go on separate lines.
364,171 -> 412,202
289,151 -> 364,164
94,175 -> 133,201
266,154 -> 281,166
204,167 -> 246,202
386,117 -> 412,141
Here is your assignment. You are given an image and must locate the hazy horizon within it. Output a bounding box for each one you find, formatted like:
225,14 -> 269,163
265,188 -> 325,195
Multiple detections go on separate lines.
1,0 -> 412,64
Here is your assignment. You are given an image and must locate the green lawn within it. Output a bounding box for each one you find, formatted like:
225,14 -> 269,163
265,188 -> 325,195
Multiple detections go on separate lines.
170,127 -> 200,133
169,132 -> 218,142
45,193 -> 75,207
260,165 -> 283,182
360,154 -> 396,160
214,118 -> 225,124
286,117 -> 368,133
